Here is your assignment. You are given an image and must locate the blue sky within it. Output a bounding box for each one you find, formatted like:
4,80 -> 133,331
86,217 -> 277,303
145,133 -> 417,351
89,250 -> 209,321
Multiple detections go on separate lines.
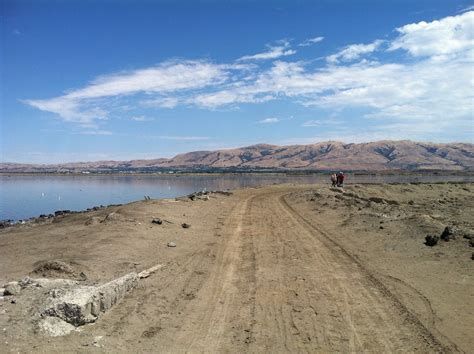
1,0 -> 473,163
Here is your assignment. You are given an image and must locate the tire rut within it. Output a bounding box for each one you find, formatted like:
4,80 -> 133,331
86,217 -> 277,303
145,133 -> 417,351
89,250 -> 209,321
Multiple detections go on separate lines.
279,191 -> 451,353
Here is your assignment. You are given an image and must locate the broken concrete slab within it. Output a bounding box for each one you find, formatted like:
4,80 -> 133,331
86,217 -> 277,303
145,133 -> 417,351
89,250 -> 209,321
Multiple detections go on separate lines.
42,272 -> 138,327
19,277 -> 78,289
138,264 -> 165,279
39,316 -> 77,337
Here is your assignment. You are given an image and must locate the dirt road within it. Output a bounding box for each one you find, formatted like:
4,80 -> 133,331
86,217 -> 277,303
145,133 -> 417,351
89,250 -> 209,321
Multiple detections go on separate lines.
102,188 -> 445,353
166,190 -> 443,352
2,184 -> 470,352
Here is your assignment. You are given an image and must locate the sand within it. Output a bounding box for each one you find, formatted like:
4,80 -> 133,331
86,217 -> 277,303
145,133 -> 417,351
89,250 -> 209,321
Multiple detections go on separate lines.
0,183 -> 473,353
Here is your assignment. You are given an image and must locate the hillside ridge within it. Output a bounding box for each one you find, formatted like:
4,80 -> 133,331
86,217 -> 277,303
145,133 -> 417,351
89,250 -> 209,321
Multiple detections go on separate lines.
1,140 -> 473,172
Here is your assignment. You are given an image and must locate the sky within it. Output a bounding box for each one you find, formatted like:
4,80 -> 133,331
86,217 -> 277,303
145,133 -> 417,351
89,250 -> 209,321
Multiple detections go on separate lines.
1,0 -> 473,163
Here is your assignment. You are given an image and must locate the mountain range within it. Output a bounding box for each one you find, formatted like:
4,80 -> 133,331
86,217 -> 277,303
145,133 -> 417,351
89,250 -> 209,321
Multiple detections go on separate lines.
2,141 -> 474,172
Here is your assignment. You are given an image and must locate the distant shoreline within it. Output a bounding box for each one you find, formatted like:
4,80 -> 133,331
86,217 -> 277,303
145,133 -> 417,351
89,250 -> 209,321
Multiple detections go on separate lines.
2,170 -> 474,177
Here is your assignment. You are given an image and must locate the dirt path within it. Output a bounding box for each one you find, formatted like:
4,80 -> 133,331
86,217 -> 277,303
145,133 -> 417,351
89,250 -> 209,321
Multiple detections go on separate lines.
152,189 -> 444,352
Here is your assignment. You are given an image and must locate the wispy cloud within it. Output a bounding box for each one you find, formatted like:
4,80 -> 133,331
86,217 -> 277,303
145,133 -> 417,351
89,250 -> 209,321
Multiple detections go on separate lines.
237,40 -> 296,61
23,60 -> 230,126
298,36 -> 324,47
131,115 -> 154,122
458,5 -> 474,13
326,40 -> 384,63
79,130 -> 114,136
258,117 -> 280,124
142,97 -> 179,109
302,119 -> 342,127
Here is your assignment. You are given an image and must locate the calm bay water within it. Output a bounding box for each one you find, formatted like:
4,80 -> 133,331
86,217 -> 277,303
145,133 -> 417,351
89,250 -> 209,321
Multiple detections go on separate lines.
1,173 -> 473,221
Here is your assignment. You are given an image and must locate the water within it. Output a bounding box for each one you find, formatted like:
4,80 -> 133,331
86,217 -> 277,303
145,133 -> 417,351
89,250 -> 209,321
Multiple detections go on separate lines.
1,173 -> 473,221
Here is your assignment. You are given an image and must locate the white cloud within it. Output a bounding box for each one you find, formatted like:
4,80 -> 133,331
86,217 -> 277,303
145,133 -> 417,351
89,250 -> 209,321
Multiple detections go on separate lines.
142,97 -> 179,109
67,61 -> 228,99
79,130 -> 113,136
459,5 -> 474,13
302,119 -> 342,127
24,12 -> 473,143
389,11 -> 474,58
131,115 -> 154,122
258,117 -> 280,124
24,60 -> 229,126
237,41 -> 296,61
298,36 -> 324,47
326,40 -> 384,63
23,96 -> 108,126
186,13 -> 473,130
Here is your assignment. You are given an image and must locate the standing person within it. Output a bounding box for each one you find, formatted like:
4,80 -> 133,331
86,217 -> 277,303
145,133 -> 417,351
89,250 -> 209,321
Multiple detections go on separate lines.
337,171 -> 345,187
330,172 -> 337,187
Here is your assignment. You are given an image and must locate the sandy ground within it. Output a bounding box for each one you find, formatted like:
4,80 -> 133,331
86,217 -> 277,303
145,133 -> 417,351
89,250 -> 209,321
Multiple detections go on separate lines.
0,183 -> 473,353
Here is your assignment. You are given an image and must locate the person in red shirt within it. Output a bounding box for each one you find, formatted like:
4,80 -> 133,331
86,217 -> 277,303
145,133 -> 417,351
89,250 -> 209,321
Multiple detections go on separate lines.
337,171 -> 345,187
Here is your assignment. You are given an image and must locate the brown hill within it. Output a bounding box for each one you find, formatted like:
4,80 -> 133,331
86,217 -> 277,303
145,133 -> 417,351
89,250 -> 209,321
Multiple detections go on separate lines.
1,141 -> 473,172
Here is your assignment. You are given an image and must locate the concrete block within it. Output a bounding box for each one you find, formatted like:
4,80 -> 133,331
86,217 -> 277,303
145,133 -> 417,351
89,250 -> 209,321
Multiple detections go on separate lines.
138,264 -> 164,279
43,272 -> 138,326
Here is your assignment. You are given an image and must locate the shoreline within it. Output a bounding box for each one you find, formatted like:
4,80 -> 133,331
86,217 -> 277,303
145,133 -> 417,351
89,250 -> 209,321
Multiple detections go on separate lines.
3,180 -> 474,226
2,170 -> 474,177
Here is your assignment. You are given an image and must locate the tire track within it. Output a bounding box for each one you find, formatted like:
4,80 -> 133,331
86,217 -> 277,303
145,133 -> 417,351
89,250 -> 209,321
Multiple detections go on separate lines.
279,192 -> 451,353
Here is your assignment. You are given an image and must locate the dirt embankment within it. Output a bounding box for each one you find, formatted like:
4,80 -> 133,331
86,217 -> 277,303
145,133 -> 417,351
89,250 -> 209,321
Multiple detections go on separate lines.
0,183 -> 472,353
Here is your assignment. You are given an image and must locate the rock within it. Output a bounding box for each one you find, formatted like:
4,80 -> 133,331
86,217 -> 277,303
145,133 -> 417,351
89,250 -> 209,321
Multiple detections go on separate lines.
151,218 -> 163,225
440,226 -> 455,241
425,235 -> 439,247
187,190 -> 230,201
0,288 -> 4,296
39,317 -> 76,337
92,336 -> 103,347
85,216 -> 102,226
167,242 -> 177,247
4,282 -> 21,296
0,220 -> 13,228
369,197 -> 386,204
408,200 -> 415,205
181,223 -> 190,229
54,210 -> 71,217
463,233 -> 474,240
469,239 -> 474,248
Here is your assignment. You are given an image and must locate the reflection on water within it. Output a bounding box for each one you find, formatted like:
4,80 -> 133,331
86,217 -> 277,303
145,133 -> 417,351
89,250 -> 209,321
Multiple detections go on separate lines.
1,173 -> 473,221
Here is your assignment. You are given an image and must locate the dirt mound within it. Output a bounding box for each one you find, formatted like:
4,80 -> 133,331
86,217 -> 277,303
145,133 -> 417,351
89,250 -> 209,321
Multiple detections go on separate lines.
31,260 -> 86,280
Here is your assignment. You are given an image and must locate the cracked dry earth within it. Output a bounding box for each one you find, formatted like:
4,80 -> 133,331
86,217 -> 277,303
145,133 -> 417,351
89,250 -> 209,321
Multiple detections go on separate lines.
1,183 -> 472,353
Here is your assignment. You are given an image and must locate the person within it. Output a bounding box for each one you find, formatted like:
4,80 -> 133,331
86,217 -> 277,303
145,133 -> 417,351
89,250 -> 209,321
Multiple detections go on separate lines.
330,172 -> 337,187
336,171 -> 345,187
